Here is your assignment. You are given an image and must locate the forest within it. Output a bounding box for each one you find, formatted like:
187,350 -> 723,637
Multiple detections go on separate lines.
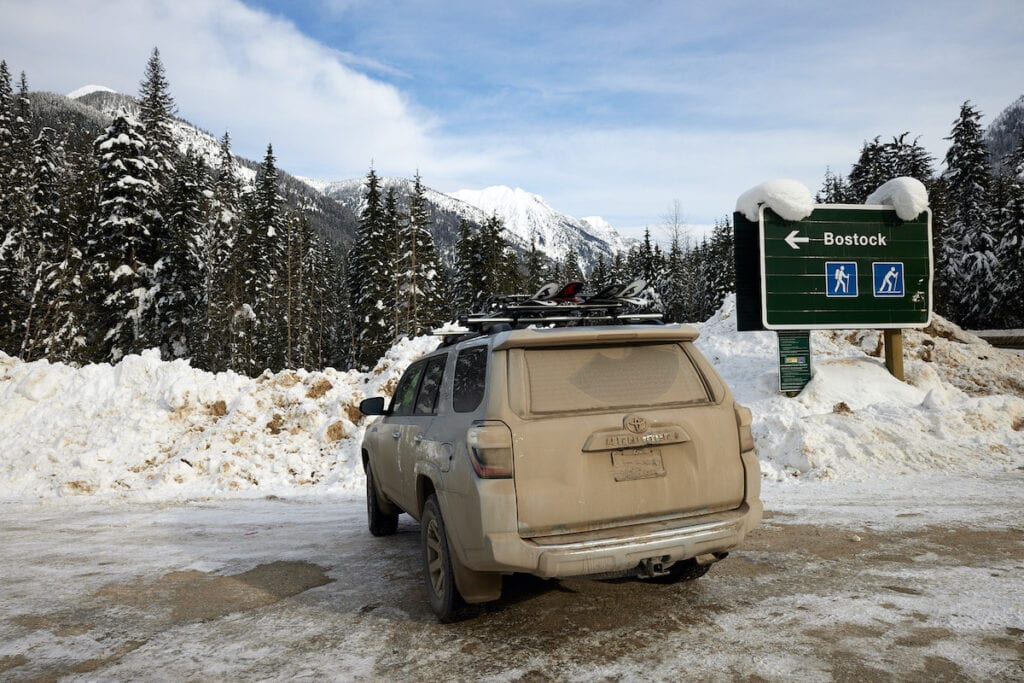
0,49 -> 1021,375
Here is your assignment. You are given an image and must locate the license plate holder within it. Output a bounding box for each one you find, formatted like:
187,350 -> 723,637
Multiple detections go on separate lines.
611,448 -> 665,482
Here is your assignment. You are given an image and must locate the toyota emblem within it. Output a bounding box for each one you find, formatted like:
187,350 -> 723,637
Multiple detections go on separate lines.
624,415 -> 648,434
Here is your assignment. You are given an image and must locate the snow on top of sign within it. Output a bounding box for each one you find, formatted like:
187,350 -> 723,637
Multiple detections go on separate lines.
865,177 -> 930,221
735,179 -> 814,222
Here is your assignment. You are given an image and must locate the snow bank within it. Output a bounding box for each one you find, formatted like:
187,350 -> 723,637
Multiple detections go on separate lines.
735,179 -> 814,222
696,296 -> 1024,480
3,299 -> 1023,501
0,336 -> 439,502
865,177 -> 929,220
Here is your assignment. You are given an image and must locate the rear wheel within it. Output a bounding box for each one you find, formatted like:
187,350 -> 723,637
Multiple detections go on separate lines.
366,466 -> 398,537
421,494 -> 464,622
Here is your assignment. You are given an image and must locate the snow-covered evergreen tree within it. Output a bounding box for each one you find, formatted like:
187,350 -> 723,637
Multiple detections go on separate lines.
0,62 -> 23,349
562,245 -> 584,284
247,143 -> 286,370
706,217 -> 735,314
995,135 -> 1024,327
348,167 -> 394,368
396,172 -> 444,336
205,132 -> 243,372
138,47 -> 178,183
452,218 -> 477,313
87,110 -> 160,361
18,128 -> 63,360
158,146 -> 209,359
941,102 -> 998,328
847,137 -> 888,202
816,167 -> 849,203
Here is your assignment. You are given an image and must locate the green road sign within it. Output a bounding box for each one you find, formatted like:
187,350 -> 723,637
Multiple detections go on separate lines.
777,330 -> 811,393
756,205 -> 932,330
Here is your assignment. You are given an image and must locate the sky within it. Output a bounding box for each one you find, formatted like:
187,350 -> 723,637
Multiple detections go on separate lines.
1,0 -> 1023,238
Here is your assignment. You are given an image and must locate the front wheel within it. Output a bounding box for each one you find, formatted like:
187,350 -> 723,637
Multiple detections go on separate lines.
366,466 -> 398,537
421,494 -> 464,622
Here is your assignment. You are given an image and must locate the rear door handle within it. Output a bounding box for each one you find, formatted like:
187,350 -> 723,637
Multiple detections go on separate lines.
391,430 -> 401,439
414,434 -> 424,442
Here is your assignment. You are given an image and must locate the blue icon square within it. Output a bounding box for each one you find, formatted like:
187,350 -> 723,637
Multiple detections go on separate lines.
873,262 -> 904,297
825,262 -> 858,297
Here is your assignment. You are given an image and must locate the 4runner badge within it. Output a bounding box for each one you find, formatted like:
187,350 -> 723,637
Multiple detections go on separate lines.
624,415 -> 648,434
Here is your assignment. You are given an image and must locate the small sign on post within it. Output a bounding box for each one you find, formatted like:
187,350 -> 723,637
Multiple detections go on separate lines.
777,330 -> 811,394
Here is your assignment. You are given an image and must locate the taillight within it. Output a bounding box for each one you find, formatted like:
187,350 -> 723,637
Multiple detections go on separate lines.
734,404 -> 755,452
467,421 -> 514,478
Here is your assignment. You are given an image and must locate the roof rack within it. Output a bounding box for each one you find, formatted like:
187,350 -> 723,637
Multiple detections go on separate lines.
436,280 -> 663,344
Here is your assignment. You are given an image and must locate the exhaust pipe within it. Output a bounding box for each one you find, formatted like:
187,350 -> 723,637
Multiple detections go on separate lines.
695,552 -> 729,566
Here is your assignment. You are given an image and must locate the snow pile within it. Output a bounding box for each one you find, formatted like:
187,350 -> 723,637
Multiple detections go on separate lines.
735,179 -> 814,222
0,336 -> 439,502
865,177 -> 929,220
696,296 -> 1024,480
3,298 -> 1023,501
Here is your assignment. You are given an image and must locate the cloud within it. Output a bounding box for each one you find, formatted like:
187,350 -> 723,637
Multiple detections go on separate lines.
0,0 -> 444,180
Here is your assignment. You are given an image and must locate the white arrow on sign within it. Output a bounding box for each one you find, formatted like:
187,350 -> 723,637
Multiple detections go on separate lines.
784,230 -> 810,250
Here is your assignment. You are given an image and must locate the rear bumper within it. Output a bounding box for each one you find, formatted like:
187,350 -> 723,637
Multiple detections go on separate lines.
476,501 -> 763,578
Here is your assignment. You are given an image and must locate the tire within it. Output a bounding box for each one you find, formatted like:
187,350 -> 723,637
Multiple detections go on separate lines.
649,558 -> 711,584
366,466 -> 398,537
420,494 -> 465,622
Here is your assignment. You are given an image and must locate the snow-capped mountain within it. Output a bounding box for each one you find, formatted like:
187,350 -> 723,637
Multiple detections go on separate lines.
310,178 -> 627,267
49,87 -> 358,244
985,93 -> 1024,174
450,186 -> 627,261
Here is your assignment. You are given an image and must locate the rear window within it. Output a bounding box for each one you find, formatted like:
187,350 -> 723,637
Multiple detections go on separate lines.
523,343 -> 709,414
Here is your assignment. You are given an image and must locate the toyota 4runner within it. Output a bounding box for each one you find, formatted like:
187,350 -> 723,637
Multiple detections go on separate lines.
359,323 -> 762,621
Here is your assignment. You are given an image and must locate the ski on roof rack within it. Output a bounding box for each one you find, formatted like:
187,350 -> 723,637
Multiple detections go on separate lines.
438,280 -> 663,339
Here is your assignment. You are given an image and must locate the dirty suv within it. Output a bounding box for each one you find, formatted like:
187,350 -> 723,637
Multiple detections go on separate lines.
359,324 -> 762,621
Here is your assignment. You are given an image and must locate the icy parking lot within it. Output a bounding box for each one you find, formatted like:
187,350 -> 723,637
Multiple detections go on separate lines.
2,473 -> 1022,682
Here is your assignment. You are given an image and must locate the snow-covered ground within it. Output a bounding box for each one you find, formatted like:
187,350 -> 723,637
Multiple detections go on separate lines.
2,298 -> 1022,502
3,303 -> 1023,680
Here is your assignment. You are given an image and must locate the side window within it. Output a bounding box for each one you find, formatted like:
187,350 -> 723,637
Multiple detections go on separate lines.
391,361 -> 426,416
453,346 -> 488,413
414,355 -> 447,415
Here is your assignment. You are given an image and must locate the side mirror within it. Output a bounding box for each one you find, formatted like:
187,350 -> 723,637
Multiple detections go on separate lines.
359,396 -> 388,416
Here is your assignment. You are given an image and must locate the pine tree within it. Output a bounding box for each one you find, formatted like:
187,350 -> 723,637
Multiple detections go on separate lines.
706,217 -> 736,314
247,143 -> 286,370
87,110 -> 161,361
205,132 -> 243,372
138,47 -> 178,183
44,135 -> 97,364
995,135 -> 1024,327
562,245 -> 584,284
885,132 -> 934,181
523,236 -> 545,294
941,102 -> 998,327
348,168 -> 394,368
278,206 -> 312,368
18,128 -> 63,360
816,167 -> 849,203
662,231 -> 686,322
452,218 -> 478,313
0,63 -> 22,350
397,172 -> 444,336
158,146 -> 209,360
846,137 -> 888,202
